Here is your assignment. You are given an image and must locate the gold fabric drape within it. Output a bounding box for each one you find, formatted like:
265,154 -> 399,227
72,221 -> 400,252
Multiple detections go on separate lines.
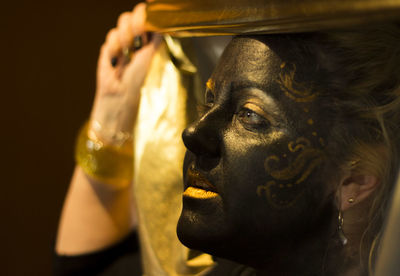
146,0 -> 400,36
133,39 -> 214,276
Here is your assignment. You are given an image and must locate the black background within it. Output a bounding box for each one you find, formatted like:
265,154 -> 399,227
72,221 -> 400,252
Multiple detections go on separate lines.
2,1 -> 140,275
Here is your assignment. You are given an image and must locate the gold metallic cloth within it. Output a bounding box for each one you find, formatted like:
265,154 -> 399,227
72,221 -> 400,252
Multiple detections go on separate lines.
146,0 -> 400,36
133,38 -> 214,276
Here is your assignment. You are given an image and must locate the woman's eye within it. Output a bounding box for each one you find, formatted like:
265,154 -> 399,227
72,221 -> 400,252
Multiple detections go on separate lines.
237,108 -> 268,128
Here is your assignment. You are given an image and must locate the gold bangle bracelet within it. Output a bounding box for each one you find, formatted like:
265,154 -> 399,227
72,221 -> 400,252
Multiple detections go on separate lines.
75,121 -> 133,187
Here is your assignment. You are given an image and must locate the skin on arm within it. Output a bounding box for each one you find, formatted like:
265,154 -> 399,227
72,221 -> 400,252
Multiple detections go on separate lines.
56,3 -> 162,255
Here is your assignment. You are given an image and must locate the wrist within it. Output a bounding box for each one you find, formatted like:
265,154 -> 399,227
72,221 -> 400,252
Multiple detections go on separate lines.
89,92 -> 139,145
88,119 -> 133,148
75,121 -> 133,188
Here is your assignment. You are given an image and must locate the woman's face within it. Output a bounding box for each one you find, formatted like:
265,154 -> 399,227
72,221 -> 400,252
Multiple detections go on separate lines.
178,36 -> 337,265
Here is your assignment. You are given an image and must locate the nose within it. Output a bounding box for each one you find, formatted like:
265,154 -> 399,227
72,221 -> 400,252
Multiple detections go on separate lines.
182,111 -> 221,157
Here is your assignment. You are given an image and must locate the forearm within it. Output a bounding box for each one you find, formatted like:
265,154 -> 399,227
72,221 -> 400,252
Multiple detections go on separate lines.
55,3 -> 160,256
55,166 -> 135,255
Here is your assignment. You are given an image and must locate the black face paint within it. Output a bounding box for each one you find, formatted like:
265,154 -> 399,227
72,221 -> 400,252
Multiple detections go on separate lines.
178,36 -> 337,267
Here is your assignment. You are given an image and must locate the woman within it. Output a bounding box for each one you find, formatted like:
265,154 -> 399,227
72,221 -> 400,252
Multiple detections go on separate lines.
177,25 -> 400,275
55,2 -> 400,275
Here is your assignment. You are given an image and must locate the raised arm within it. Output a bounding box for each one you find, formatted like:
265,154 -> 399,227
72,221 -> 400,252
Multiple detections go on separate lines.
56,3 -> 161,255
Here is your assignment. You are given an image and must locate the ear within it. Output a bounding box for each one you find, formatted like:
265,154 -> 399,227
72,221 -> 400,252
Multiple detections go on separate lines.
340,174 -> 379,211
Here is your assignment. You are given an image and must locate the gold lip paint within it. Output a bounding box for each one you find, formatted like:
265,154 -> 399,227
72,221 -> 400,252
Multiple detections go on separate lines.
183,186 -> 219,199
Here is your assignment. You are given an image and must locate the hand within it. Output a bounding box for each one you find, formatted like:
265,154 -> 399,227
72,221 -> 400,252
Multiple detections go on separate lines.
90,3 -> 162,145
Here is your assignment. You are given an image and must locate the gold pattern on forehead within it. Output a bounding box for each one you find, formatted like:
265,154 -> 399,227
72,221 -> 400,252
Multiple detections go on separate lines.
276,63 -> 319,103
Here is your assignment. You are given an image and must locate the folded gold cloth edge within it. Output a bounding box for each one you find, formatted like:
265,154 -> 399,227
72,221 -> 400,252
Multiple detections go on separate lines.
146,0 -> 400,36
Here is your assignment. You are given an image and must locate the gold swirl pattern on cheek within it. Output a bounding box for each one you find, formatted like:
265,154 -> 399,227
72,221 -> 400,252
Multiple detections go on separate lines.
265,137 -> 324,182
256,62 -> 327,208
288,137 -> 311,152
258,137 -> 325,209
276,63 -> 319,103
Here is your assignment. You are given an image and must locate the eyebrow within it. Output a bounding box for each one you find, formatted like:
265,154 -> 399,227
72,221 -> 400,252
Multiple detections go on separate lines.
206,78 -> 265,93
207,78 -> 285,125
230,80 -> 266,93
232,83 -> 283,121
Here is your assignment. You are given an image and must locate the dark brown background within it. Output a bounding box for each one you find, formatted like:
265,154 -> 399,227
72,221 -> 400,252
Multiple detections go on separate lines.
2,1 -> 139,275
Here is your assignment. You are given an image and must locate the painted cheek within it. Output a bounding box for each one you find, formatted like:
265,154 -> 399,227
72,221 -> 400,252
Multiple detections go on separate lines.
258,137 -> 325,208
257,62 -> 326,209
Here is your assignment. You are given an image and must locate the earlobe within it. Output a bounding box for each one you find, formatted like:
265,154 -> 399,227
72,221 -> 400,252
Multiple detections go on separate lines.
340,174 -> 379,211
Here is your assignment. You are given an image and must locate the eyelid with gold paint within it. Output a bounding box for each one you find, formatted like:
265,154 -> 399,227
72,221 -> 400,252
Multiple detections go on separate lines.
242,102 -> 277,126
236,103 -> 271,130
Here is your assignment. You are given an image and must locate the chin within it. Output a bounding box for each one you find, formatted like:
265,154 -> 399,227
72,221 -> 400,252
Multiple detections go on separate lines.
176,206 -> 235,256
177,207 -> 266,266
177,212 -> 261,268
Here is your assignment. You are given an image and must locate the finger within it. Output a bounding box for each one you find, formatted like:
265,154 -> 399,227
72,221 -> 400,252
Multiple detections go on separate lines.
125,3 -> 153,54
105,28 -> 121,61
122,33 -> 161,86
131,3 -> 146,35
117,4 -> 148,65
117,12 -> 133,49
116,3 -> 147,50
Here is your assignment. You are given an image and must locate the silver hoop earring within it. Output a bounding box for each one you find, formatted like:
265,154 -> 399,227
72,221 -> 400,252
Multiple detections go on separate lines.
338,210 -> 348,245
